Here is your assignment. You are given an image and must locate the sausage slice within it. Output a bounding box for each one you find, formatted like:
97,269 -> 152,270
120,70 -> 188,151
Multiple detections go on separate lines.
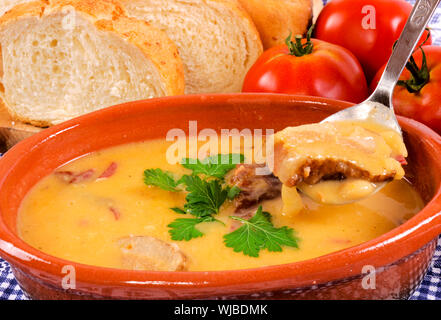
118,236 -> 187,271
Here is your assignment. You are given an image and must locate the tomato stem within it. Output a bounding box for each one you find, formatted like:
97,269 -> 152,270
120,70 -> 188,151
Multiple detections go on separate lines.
396,29 -> 431,93
286,24 -> 314,57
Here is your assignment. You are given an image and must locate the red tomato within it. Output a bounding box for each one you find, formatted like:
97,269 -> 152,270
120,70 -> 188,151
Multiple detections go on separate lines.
242,37 -> 368,103
370,46 -> 441,135
315,0 -> 432,81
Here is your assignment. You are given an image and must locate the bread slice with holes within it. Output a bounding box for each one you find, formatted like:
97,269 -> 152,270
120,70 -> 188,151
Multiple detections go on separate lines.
119,0 -> 263,94
0,0 -> 185,126
238,0 -> 313,49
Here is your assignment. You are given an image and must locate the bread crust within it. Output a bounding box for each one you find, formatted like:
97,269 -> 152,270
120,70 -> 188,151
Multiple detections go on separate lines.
0,0 -> 185,126
205,0 -> 263,49
0,100 -> 52,127
238,0 -> 312,49
215,0 -> 263,57
120,0 -> 262,94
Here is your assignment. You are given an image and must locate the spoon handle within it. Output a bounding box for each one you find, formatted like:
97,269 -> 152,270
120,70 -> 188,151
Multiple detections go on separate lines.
369,0 -> 440,108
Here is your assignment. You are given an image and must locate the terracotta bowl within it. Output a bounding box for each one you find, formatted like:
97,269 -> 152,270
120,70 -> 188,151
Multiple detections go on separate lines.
0,94 -> 441,300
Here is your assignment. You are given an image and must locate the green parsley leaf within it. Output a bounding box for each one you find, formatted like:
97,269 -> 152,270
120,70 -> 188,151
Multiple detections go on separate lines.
227,186 -> 241,200
170,207 -> 186,214
168,216 -> 216,241
224,206 -> 299,257
182,175 -> 228,217
181,154 -> 244,179
143,168 -> 180,192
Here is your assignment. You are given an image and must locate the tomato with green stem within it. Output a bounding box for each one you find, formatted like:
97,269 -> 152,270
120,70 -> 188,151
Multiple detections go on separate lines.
242,27 -> 368,104
370,45 -> 441,135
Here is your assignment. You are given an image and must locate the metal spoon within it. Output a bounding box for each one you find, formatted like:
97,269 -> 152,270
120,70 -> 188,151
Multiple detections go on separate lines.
301,0 -> 440,205
322,0 -> 440,132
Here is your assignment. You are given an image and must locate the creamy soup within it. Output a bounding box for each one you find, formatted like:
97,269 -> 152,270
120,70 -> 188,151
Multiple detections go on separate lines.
17,138 -> 423,271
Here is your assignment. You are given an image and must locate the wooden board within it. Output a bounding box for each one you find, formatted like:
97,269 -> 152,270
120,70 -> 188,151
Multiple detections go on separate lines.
0,103 -> 42,153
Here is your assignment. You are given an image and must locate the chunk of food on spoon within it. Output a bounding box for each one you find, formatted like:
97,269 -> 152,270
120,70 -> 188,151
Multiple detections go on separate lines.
272,121 -> 407,206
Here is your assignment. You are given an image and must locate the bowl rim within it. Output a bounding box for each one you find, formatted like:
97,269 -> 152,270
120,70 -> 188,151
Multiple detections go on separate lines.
1,93 -> 441,293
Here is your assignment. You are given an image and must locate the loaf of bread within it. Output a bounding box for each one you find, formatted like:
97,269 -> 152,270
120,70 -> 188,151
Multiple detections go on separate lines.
119,0 -> 263,94
238,0 -> 312,49
0,0 -> 185,126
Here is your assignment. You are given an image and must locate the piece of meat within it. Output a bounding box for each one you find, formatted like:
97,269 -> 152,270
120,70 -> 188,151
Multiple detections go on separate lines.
109,206 -> 121,220
226,164 -> 282,212
273,122 -> 407,187
70,169 -> 95,183
54,169 -> 95,184
117,236 -> 187,271
54,171 -> 74,183
282,158 -> 396,186
98,162 -> 118,179
395,155 -> 408,166
55,162 -> 117,185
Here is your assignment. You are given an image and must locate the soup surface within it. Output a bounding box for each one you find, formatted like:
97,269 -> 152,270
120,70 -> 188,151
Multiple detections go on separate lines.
17,139 -> 423,271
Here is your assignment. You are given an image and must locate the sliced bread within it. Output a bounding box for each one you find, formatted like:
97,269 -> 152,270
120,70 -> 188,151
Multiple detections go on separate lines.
0,0 -> 185,126
120,0 -> 263,94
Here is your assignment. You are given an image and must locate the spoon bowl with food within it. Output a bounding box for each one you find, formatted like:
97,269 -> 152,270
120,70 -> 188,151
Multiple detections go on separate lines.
273,0 -> 440,205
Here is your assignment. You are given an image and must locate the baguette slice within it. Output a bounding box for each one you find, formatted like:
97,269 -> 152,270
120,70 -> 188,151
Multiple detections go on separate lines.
238,0 -> 312,49
120,0 -> 263,94
0,0 -> 185,126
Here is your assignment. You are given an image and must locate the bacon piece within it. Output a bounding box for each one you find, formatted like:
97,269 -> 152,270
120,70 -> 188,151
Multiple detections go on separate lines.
55,169 -> 95,184
395,155 -> 408,166
54,171 -> 75,183
70,169 -> 95,183
98,162 -> 118,179
109,206 -> 121,220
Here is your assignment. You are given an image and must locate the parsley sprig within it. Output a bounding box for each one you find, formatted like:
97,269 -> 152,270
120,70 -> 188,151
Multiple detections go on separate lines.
169,174 -> 232,239
143,168 -> 181,192
181,154 -> 244,179
181,175 -> 228,217
168,216 -> 218,241
224,206 -> 299,257
143,155 -> 300,257
144,154 -> 243,241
